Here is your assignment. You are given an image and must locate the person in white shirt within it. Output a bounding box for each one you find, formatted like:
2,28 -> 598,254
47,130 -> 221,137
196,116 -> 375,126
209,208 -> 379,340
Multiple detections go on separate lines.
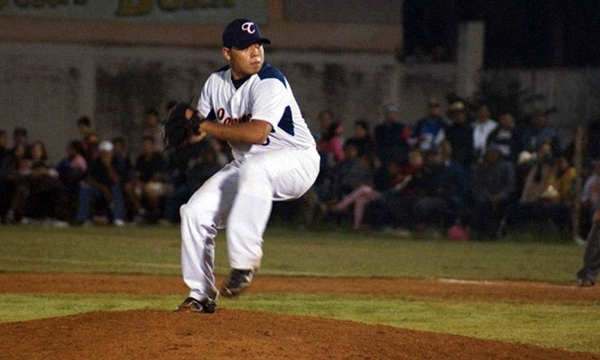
473,104 -> 498,161
176,18 -> 320,314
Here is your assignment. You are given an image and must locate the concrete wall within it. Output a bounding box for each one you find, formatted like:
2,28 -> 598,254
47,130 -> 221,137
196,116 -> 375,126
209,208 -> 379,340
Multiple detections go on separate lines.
0,42 -> 397,161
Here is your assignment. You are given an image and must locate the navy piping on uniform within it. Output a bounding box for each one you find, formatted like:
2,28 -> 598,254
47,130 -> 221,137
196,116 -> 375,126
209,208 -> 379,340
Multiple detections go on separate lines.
277,106 -> 294,136
258,63 -> 286,88
206,108 -> 216,120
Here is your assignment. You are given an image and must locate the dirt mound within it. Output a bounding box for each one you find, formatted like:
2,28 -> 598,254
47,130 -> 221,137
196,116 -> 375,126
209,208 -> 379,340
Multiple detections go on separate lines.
1,273 -> 599,303
1,309 -> 598,360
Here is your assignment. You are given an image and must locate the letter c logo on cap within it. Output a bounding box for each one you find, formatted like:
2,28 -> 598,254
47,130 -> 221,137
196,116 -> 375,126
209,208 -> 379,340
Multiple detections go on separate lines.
241,22 -> 256,34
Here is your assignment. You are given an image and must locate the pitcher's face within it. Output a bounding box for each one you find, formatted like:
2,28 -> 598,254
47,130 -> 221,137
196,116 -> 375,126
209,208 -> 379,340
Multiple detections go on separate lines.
223,43 -> 264,80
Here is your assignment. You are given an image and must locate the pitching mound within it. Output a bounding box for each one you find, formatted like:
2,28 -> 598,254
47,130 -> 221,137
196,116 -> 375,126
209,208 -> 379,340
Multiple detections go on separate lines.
1,309 -> 598,360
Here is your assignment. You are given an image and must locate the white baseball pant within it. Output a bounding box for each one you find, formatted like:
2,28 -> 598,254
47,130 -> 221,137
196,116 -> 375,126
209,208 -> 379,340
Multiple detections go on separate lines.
180,147 -> 320,301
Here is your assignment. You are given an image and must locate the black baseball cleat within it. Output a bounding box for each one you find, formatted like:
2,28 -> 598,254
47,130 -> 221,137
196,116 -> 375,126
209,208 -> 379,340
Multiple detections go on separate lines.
221,268 -> 254,298
577,274 -> 596,287
175,297 -> 217,313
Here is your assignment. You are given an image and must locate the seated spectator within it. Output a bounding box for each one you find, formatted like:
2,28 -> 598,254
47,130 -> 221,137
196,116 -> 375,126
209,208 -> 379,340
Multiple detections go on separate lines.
112,137 -> 133,174
0,143 -> 28,222
316,121 -> 344,200
521,112 -> 561,156
332,142 -> 373,199
126,136 -> 171,223
164,138 -> 224,224
487,112 -> 522,162
444,101 -> 473,170
21,141 -> 69,225
414,145 -> 466,230
412,98 -> 447,153
345,120 -> 375,159
314,110 -> 334,142
374,105 -> 411,165
471,146 -> 515,238
76,141 -> 128,226
472,104 -> 498,162
56,140 -> 88,220
509,143 -> 572,232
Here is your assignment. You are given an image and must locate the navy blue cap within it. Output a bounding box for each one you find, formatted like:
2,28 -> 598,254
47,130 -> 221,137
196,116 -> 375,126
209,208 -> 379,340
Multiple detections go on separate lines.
222,18 -> 271,49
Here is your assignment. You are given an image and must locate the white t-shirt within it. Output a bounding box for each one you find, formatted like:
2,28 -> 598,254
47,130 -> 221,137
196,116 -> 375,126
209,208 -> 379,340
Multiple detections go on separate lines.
197,62 -> 316,161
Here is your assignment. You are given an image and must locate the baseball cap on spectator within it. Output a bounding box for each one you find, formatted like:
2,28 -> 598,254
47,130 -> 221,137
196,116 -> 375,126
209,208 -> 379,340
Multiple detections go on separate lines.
384,104 -> 397,113
448,101 -> 465,113
223,18 -> 271,49
428,97 -> 441,107
98,140 -> 113,152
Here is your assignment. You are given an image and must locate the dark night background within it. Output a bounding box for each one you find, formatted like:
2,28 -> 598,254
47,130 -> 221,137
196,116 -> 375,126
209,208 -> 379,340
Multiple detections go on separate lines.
402,0 -> 600,68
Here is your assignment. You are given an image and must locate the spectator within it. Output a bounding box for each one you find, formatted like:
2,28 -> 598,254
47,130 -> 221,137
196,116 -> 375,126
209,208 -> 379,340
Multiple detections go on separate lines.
2,143 -> 30,222
21,141 -> 69,225
56,140 -> 88,221
510,143 -> 571,231
141,108 -> 164,151
332,142 -> 373,198
0,129 -> 8,163
12,127 -> 30,156
487,112 -> 522,162
444,101 -> 474,169
77,116 -> 93,140
472,104 -> 498,162
76,141 -> 128,226
471,145 -> 515,238
413,98 -> 447,153
374,105 -> 411,165
317,121 -> 345,167
585,117 -> 600,161
345,120 -> 375,159
521,112 -> 561,156
112,137 -> 133,179
414,145 -> 466,230
82,132 -> 100,162
126,136 -> 170,223
314,110 -> 334,142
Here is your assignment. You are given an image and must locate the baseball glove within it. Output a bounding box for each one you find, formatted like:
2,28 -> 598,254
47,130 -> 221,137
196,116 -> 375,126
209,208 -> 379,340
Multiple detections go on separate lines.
162,103 -> 204,150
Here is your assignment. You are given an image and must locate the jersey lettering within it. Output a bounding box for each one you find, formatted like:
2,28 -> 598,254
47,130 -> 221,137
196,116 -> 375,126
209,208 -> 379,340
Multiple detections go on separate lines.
217,107 -> 252,126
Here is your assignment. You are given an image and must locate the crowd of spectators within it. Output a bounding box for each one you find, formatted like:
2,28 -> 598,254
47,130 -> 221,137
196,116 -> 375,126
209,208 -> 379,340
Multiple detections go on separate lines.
314,99 -> 600,240
1,99 -> 599,241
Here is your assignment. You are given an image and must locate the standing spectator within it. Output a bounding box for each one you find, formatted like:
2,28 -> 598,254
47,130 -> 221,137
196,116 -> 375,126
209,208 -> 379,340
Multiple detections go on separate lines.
0,129 -> 8,163
472,104 -> 498,162
77,116 -> 93,140
345,120 -> 375,159
521,112 -> 561,156
487,112 -> 522,162
413,98 -> 447,153
76,141 -> 128,226
332,142 -> 373,198
314,110 -> 334,142
126,136 -> 170,223
471,146 -> 515,238
585,117 -> 600,161
12,127 -> 30,156
374,105 -> 411,165
141,108 -> 164,151
444,101 -> 473,169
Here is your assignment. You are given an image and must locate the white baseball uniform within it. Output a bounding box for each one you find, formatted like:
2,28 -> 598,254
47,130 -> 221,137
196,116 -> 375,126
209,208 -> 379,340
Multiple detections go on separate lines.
181,62 -> 319,301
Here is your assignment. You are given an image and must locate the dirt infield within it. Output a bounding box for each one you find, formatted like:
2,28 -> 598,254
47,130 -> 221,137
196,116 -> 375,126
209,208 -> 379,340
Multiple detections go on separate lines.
1,273 -> 599,360
1,309 -> 599,360
1,273 -> 598,302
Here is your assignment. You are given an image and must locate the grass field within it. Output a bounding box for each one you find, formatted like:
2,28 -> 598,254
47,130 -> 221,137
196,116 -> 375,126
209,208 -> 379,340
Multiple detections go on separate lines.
0,224 -> 598,354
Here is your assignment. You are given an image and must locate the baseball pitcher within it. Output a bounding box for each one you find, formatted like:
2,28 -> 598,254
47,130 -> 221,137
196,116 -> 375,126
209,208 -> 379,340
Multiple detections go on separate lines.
165,18 -> 319,313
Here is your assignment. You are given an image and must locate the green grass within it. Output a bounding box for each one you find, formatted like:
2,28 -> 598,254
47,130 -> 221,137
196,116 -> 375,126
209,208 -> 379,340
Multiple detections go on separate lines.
0,225 -> 585,282
1,293 -> 598,354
